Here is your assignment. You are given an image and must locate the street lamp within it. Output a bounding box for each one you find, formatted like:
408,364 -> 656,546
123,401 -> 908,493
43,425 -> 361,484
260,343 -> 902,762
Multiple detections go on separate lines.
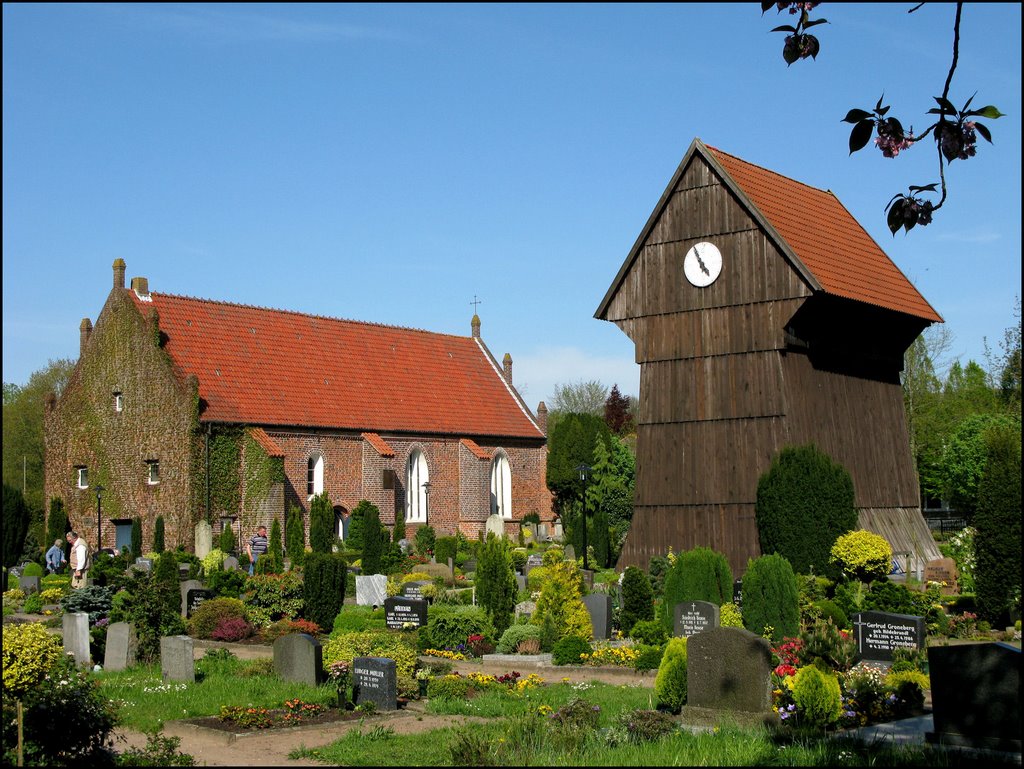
576,464 -> 590,571
422,481 -> 431,524
94,483 -> 105,552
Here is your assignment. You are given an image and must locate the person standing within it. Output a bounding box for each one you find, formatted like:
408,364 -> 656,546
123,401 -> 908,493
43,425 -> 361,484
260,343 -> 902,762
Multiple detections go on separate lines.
246,525 -> 268,575
66,531 -> 90,589
45,538 -> 67,574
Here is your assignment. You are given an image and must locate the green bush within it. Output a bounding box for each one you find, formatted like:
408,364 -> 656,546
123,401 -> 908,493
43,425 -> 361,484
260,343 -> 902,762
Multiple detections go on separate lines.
152,515 -> 166,553
434,536 -> 458,567
285,504 -> 305,566
495,623 -> 542,654
206,567 -> 247,599
755,443 -> 857,576
414,525 -> 436,557
791,665 -> 843,728
269,518 -> 284,573
552,634 -> 592,665
541,544 -> 564,566
219,520 -> 236,554
332,606 -> 386,634
187,597 -> 248,639
813,599 -> 849,630
309,492 -> 335,554
660,547 -> 732,634
629,619 -> 666,646
45,498 -> 69,562
526,565 -> 549,592
322,630 -> 418,678
131,518 -> 143,559
241,571 -> 304,627
303,552 -> 347,632
475,534 -> 517,636
23,592 -> 43,614
654,637 -> 688,713
2,483 -> 31,569
108,570 -> 186,663
426,605 -> 495,650
358,501 -> 385,574
830,529 -> 892,583
620,566 -> 654,637
799,618 -> 856,672
22,561 -> 44,578
741,553 -> 799,644
633,644 -> 665,672
2,622 -> 65,697
88,549 -> 131,589
510,548 -> 528,572
200,548 -> 227,576
60,584 -> 114,624
531,560 -> 591,643
720,602 -> 744,628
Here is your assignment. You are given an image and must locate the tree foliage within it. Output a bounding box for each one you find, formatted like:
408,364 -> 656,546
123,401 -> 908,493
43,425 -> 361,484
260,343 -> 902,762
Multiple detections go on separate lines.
620,565 -> 654,637
755,444 -> 857,577
475,533 -> 518,636
152,515 -> 165,553
45,497 -> 69,556
741,553 -> 800,644
303,552 -> 347,632
546,412 -> 612,514
548,379 -> 608,417
285,503 -> 304,565
940,413 -> 1021,519
603,384 -> 635,436
2,483 -> 32,568
309,492 -> 334,554
357,500 -> 385,574
973,424 -> 1021,624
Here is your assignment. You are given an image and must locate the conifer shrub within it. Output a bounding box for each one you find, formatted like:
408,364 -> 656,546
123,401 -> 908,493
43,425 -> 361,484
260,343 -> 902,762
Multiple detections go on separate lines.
661,547 -> 733,634
285,504 -> 305,566
510,547 -> 528,572
425,605 -> 495,650
830,529 -> 892,583
219,520 -> 236,555
45,498 -> 69,559
153,515 -> 165,553
531,560 -> 591,643
434,536 -> 458,567
755,443 -> 857,576
309,492 -> 335,554
813,599 -> 849,630
720,602 -> 744,628
633,644 -> 665,672
496,623 -> 542,654
590,505 -> 611,568
654,636 -> 688,713
358,501 -> 385,574
131,518 -> 143,558
302,552 -> 347,632
22,561 -> 43,578
154,551 -> 182,620
526,565 -> 549,592
552,634 -> 592,665
741,553 -> 799,643
475,534 -> 517,636
620,566 -> 654,637
269,518 -> 284,572
791,665 -> 843,728
541,544 -> 564,566
414,525 -> 436,557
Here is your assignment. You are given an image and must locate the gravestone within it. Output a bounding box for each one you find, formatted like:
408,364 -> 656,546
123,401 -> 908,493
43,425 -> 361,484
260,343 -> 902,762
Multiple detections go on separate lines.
852,611 -> 925,663
563,544 -> 576,562
485,514 -> 505,539
552,522 -> 564,541
674,601 -> 720,638
222,556 -> 240,572
273,633 -> 323,688
179,579 -> 204,617
178,563 -> 192,581
132,557 -> 154,574
927,642 -> 1021,752
515,600 -> 536,619
104,622 -> 138,672
400,581 -> 430,600
355,574 -> 388,607
732,579 -> 743,608
583,593 -> 613,640
924,558 -> 959,592
384,596 -> 428,629
462,559 -> 477,573
18,575 -> 41,595
538,523 -> 549,541
62,611 -> 91,668
687,627 -> 773,713
186,588 -> 214,618
160,635 -> 195,682
515,574 -> 526,591
194,521 -> 213,560
352,656 -> 397,711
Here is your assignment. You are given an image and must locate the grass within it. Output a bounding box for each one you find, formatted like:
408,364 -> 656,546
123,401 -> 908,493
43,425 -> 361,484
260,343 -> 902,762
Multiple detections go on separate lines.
96,654 -> 336,732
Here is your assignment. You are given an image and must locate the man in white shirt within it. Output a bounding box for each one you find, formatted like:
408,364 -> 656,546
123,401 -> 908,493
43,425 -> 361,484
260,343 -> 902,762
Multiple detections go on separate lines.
66,531 -> 91,589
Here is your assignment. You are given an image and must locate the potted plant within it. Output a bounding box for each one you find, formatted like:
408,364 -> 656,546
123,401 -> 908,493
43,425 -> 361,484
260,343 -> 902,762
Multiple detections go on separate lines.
326,660 -> 350,709
415,667 -> 431,698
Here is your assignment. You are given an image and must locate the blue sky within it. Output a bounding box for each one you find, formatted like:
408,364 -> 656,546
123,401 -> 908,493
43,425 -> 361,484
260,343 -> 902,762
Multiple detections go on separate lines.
4,3 -> 1020,406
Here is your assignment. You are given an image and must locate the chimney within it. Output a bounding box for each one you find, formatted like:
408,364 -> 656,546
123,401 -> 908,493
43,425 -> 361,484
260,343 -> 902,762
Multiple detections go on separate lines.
79,318 -> 93,357
502,353 -> 513,385
130,276 -> 149,296
471,314 -> 481,339
113,258 -> 126,289
537,401 -> 548,435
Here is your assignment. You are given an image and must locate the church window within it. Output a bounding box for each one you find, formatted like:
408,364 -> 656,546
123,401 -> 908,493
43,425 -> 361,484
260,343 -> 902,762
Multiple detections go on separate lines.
146,460 -> 160,485
490,453 -> 512,519
114,392 -> 123,412
307,454 -> 324,498
406,450 -> 429,523
76,466 -> 89,489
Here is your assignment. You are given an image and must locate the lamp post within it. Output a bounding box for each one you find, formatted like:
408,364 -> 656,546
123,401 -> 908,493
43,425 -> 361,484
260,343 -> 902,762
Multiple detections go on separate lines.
576,464 -> 590,571
94,483 -> 105,552
422,481 -> 431,524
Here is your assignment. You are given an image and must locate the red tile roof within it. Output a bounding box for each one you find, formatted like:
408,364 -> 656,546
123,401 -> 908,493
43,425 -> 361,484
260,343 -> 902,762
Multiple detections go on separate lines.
249,427 -> 284,457
705,144 -> 942,322
128,291 -> 544,439
460,438 -> 492,460
362,433 -> 396,457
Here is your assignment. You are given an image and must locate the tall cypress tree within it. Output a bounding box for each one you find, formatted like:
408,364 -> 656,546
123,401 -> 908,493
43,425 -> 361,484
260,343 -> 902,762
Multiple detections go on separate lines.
286,504 -> 305,565
46,498 -> 69,555
269,517 -> 284,572
309,492 -> 335,553
360,501 -> 384,574
476,533 -> 517,635
131,518 -> 143,557
2,483 -> 31,568
152,515 -> 165,553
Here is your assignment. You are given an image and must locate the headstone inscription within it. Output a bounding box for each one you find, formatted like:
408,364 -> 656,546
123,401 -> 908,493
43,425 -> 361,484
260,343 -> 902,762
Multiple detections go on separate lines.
400,581 -> 430,600
160,635 -> 195,682
186,588 -> 214,618
384,596 -> 428,629
582,593 -> 613,640
355,574 -> 388,607
104,622 -> 138,672
852,611 -> 925,662
273,633 -> 323,688
352,656 -> 397,711
927,642 -> 1021,752
179,579 -> 204,617
462,559 -> 477,573
673,601 -> 720,638
732,579 -> 743,608
194,521 -> 213,560
687,627 -> 773,714
178,563 -> 192,581
923,558 -> 959,592
62,611 -> 91,668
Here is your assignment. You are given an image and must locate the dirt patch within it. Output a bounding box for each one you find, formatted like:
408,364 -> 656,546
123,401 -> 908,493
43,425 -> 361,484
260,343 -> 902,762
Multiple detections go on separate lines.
181,706 -> 361,735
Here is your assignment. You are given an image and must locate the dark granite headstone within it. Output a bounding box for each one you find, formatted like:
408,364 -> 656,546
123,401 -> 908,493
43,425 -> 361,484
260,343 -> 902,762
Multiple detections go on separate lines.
852,611 -> 925,662
732,579 -> 743,608
18,575 -> 41,596
186,588 -> 214,618
400,581 -> 430,600
462,559 -> 477,573
583,593 -> 613,640
178,563 -> 192,581
179,579 -> 204,617
673,601 -> 720,638
352,656 -> 397,711
384,596 -> 428,629
273,633 -> 323,688
927,642 -> 1021,752
687,626 -> 773,713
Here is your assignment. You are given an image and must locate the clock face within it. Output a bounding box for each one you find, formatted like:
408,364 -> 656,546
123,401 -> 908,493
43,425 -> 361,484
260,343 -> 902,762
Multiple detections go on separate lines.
683,241 -> 723,288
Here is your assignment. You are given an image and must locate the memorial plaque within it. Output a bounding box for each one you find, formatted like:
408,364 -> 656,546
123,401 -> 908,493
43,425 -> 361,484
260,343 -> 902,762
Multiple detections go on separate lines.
400,581 -> 430,599
18,575 -> 41,596
852,611 -> 925,662
352,656 -> 397,711
924,558 -> 959,591
384,596 -> 428,629
133,557 -> 154,573
583,593 -> 612,640
732,579 -> 743,608
673,600 -> 720,638
186,588 -> 214,618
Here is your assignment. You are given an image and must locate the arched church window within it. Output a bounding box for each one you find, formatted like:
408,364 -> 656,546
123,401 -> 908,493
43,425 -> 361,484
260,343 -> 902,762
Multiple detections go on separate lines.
490,452 -> 512,520
307,453 -> 324,498
406,450 -> 429,523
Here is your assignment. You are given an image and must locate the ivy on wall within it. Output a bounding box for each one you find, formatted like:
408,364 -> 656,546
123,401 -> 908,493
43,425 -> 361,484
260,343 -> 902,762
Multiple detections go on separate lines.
208,426 -> 243,519
243,431 -> 285,516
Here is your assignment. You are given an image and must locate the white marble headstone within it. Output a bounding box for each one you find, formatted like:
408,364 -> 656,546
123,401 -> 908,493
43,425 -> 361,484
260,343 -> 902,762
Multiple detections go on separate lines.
355,574 -> 388,607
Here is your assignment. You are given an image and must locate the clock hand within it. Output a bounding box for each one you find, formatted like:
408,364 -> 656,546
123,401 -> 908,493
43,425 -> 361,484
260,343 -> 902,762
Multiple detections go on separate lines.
693,245 -> 710,276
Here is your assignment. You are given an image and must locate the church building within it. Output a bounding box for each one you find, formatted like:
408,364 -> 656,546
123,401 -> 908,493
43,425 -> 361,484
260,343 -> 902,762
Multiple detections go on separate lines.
44,260 -> 552,554
597,138 -> 943,576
